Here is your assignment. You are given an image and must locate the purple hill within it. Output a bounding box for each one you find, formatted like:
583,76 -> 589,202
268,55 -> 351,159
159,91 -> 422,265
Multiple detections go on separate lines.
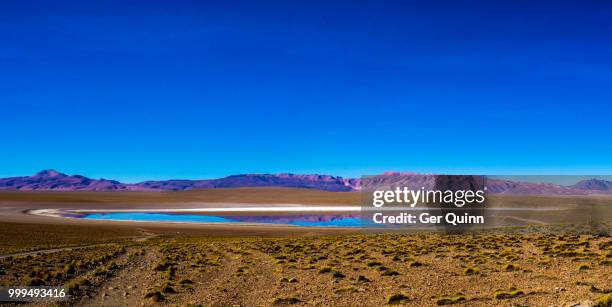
0,169 -> 144,191
570,179 -> 612,191
1,170 -> 611,195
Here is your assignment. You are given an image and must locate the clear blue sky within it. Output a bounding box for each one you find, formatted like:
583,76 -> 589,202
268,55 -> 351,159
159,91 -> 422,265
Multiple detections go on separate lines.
2,1 -> 611,182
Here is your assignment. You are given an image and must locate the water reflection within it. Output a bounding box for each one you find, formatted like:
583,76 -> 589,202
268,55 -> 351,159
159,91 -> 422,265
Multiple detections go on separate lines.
81,212 -> 363,227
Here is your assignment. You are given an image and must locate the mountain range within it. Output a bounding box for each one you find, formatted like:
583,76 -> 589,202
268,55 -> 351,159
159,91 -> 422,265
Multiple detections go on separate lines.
0,170 -> 611,195
0,170 -> 357,192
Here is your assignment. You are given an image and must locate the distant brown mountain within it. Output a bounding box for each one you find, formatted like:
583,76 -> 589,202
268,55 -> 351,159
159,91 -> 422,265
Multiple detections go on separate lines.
0,170 -> 611,195
0,170 -> 146,191
0,170 -> 356,192
570,179 -> 612,191
484,179 -> 587,195
137,173 -> 357,192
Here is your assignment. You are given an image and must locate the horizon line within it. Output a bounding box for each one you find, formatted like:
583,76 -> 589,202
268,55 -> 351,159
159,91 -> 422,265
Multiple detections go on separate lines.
2,168 -> 612,186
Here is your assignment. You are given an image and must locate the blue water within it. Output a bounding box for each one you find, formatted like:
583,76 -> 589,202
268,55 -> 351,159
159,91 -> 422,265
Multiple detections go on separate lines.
81,212 -> 364,227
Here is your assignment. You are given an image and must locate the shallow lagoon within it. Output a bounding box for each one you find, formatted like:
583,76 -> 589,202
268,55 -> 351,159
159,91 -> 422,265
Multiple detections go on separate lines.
82,212 -> 364,227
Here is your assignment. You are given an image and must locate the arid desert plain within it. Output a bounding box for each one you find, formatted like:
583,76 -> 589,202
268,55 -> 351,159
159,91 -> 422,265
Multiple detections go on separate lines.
0,188 -> 610,306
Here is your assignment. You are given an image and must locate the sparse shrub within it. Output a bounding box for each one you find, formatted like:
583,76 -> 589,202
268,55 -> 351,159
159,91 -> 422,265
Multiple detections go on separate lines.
377,265 -> 389,271
144,290 -> 165,302
154,260 -> 173,271
93,268 -> 107,276
386,293 -> 409,305
64,264 -> 76,275
381,269 -> 400,276
590,285 -> 605,293
464,267 -> 478,275
332,271 -> 345,278
409,261 -> 423,267
494,289 -> 524,299
334,285 -> 358,294
318,267 -> 332,274
161,282 -> 176,294
27,278 -> 44,286
538,260 -> 550,266
79,278 -> 92,286
165,266 -> 177,280
595,293 -> 612,307
67,281 -> 79,292
504,264 -> 519,272
357,275 -> 371,283
272,296 -> 303,305
436,295 -> 466,305
578,264 -> 590,270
